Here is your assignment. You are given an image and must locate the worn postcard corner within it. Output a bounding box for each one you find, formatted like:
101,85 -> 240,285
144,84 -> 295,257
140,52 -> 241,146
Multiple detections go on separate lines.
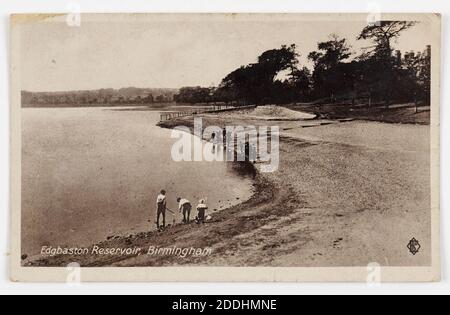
10,13 -> 61,25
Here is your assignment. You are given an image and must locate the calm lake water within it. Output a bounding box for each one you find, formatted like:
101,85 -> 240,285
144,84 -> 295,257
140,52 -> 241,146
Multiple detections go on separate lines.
22,107 -> 254,256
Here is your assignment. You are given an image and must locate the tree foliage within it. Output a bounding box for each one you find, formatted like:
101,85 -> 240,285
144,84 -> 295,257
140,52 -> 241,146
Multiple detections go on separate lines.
214,44 -> 301,104
358,21 -> 417,58
174,21 -> 430,107
308,35 -> 353,99
174,87 -> 214,104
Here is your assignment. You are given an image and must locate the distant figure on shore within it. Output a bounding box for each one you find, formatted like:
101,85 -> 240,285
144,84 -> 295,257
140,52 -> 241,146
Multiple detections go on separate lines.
196,199 -> 208,224
177,197 -> 192,223
211,132 -> 219,154
156,190 -> 167,230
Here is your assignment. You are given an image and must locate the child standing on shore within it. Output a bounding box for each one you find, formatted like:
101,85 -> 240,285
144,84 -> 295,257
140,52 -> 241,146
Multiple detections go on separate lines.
156,190 -> 167,230
196,199 -> 208,224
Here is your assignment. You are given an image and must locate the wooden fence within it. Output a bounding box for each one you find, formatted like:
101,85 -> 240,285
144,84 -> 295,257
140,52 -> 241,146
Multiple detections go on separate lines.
159,105 -> 255,122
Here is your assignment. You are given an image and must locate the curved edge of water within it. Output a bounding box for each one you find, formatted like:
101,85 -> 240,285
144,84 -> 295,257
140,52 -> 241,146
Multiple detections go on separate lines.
24,116 -> 266,267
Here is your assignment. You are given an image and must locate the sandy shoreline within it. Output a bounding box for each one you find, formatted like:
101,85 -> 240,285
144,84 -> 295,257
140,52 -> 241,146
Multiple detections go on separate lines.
27,166 -> 273,267
25,109 -> 282,267
27,107 -> 431,267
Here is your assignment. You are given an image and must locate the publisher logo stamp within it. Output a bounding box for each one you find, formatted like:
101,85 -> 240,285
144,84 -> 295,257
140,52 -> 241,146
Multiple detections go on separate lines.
407,238 -> 421,255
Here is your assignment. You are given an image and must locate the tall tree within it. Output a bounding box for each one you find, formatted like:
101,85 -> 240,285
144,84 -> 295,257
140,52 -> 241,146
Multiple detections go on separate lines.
308,34 -> 353,100
216,45 -> 299,104
309,34 -> 352,69
358,21 -> 417,106
287,66 -> 312,101
417,49 -> 431,104
358,22 -> 417,59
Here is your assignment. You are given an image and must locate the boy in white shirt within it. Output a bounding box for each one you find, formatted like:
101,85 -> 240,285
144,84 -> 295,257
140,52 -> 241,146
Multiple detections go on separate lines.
196,199 -> 208,224
156,190 -> 167,229
177,197 -> 192,223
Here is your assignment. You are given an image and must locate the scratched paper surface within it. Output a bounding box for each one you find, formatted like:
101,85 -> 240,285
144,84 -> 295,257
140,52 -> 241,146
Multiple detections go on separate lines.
10,13 -> 440,282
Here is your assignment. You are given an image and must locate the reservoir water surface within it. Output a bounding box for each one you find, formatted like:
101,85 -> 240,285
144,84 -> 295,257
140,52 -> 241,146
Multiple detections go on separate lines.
22,107 -> 254,256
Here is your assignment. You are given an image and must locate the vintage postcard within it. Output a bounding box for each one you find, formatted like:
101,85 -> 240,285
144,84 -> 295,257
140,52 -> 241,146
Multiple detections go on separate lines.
10,13 -> 441,282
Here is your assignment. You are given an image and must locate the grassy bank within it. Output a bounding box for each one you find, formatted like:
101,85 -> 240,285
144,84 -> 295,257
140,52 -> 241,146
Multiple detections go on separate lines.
287,103 -> 430,125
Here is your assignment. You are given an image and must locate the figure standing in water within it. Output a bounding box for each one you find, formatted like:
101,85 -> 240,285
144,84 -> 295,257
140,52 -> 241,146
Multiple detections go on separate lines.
211,132 -> 217,154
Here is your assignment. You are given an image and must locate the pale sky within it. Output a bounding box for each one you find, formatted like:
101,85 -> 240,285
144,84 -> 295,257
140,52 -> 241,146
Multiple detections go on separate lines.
19,14 -> 432,92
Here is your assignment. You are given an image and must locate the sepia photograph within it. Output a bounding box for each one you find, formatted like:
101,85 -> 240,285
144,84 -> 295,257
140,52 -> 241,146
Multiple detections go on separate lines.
9,13 -> 440,282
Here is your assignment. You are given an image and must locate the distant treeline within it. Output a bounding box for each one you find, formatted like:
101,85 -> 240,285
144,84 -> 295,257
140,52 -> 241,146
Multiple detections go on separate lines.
175,22 -> 431,107
22,87 -> 177,107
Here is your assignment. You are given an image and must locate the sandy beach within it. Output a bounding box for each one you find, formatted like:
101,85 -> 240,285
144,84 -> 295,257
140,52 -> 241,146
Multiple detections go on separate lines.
27,106 -> 431,268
